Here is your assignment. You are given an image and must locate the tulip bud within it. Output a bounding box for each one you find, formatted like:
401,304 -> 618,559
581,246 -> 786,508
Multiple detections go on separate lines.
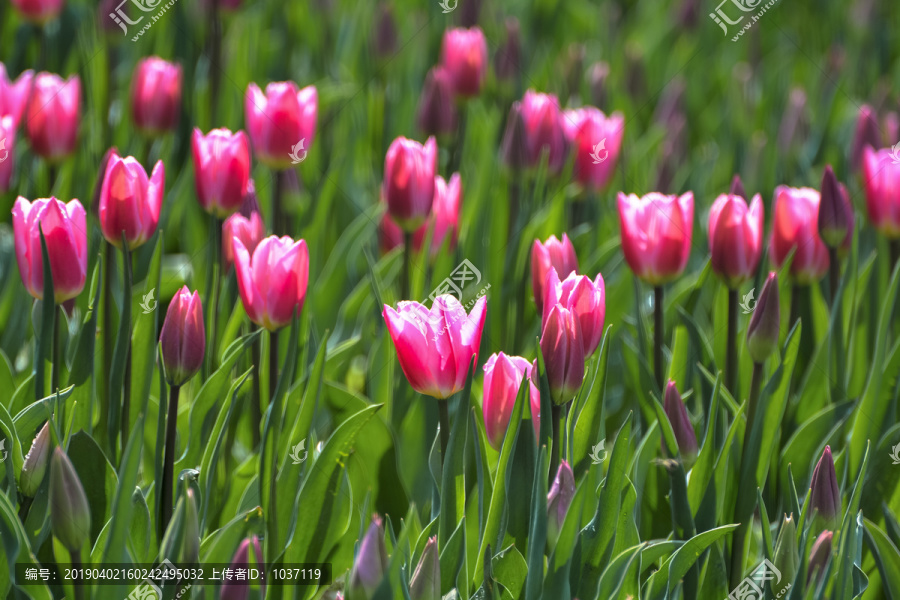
520,90 -> 567,173
382,136 -> 437,231
807,530 -> 833,585
440,27 -> 488,98
373,2 -> 398,59
222,191 -> 266,271
412,173 -> 462,258
547,461 -> 575,548
409,536 -> 440,600
131,57 -> 182,136
494,18 -> 520,83
25,73 -> 80,163
245,81 -> 318,170
220,536 -> 264,600
818,166 -> 852,248
850,105 -> 881,170
482,353 -> 541,451
884,112 -> 900,149
349,515 -> 388,598
862,146 -> 900,239
771,186 -> 830,283
459,0 -> 481,27
662,381 -> 697,459
19,422 -> 51,498
773,514 -> 799,588
730,174 -> 747,201
540,304 -> 585,405
542,269 -> 606,358
777,87 -> 808,150
500,103 -> 528,171
562,44 -> 585,101
234,235 -> 310,331
588,62 -> 610,110
809,446 -> 841,528
192,128 -> 252,217
746,272 -> 780,363
708,190 -> 764,289
416,67 -> 457,139
10,0 -> 63,25
0,65 -> 34,127
617,192 -> 694,286
160,287 -> 205,387
98,152 -> 165,250
49,447 -> 91,553
531,234 -> 578,313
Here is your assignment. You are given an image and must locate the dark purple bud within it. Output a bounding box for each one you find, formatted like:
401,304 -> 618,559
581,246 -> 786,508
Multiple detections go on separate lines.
730,174 -> 747,200
459,0 -> 481,27
809,446 -> 841,527
807,530 -> 833,585
588,62 -> 609,109
777,88 -> 808,150
373,3 -> 398,59
818,165 -> 851,248
663,381 -> 697,458
416,66 -> 457,138
746,272 -> 780,363
409,536 -> 440,600
547,460 -> 575,547
220,536 -> 265,600
851,105 -> 881,170
49,447 -> 91,553
500,102 -> 528,171
494,18 -> 521,83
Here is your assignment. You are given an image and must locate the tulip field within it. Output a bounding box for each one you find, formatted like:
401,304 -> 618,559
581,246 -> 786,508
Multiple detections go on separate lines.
2,0 -> 900,598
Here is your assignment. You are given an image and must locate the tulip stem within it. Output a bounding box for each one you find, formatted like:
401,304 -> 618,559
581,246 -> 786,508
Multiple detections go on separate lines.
250,324 -> 263,449
51,307 -> 60,393
205,216 -> 222,377
438,398 -> 450,466
160,383 -> 180,541
17,496 -> 32,522
654,285 -> 665,391
401,232 -> 412,300
449,102 -> 468,175
828,247 -> 840,307
726,288 -> 738,397
891,240 -> 900,268
70,550 -> 85,600
100,241 -> 114,443
269,329 -> 279,402
272,169 -> 287,236
121,246 -> 133,456
549,403 -> 561,486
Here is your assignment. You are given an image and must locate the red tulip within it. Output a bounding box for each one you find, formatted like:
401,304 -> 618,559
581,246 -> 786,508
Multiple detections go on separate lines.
160,286 -> 205,387
12,196 -> 87,303
382,136 -> 437,231
233,235 -> 309,331
708,191 -> 764,288
542,268 -> 605,358
770,186 -> 829,284
223,189 -> 265,271
0,116 -> 15,192
416,66 -> 457,138
561,107 -> 625,191
245,81 -> 317,169
617,192 -> 694,285
192,128 -> 252,217
10,0 -> 63,24
413,173 -> 462,257
382,294 -> 487,399
0,64 -> 34,126
540,304 -> 585,405
531,234 -> 578,313
482,352 -> 540,451
521,90 -> 567,173
862,146 -> 900,238
24,72 -> 79,162
98,151 -> 165,250
440,27 -> 488,98
131,57 -> 182,136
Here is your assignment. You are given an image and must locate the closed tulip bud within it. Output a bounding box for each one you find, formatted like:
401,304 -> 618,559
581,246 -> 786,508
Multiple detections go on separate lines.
222,190 -> 266,271
459,0 -> 480,26
233,235 -> 309,331
182,489 -> 200,563
382,136 -> 437,231
409,536 -> 440,600
850,105 -> 881,170
412,173 -> 462,258
10,0 -> 63,24
561,107 -> 625,192
618,192 -> 694,286
884,113 -> 900,149
500,102 -> 529,171
131,57 -> 182,136
12,197 -> 88,304
349,515 -> 388,598
383,295 -> 486,399
18,422 -> 51,498
862,146 -> 900,238
708,190 -> 764,288
482,353 -> 541,451
0,64 -> 34,126
730,174 -> 747,201
160,287 -> 205,387
746,272 -> 780,363
25,73 -> 80,162
662,381 -> 697,458
807,530 -> 833,585
542,269 -> 605,358
373,2 -> 397,59
494,18 -> 520,83
0,116 -> 16,193
540,304 -> 585,405
777,88 -> 808,150
220,536 -> 264,600
416,67 -> 457,139
520,90 -> 567,173
588,62 -> 609,109
809,446 -> 841,528
531,234 -> 578,313
547,461 -> 575,547
773,514 -> 799,587
440,27 -> 488,98
49,447 -> 91,553
245,81 -> 317,170
818,165 -> 853,248
192,128 -> 252,217
98,151 -> 165,250
771,186 -> 830,283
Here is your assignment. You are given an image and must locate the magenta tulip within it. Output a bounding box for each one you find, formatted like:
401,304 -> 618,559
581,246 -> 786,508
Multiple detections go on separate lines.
617,192 -> 694,285
12,196 -> 87,304
160,286 -> 205,387
233,235 -> 310,331
561,107 -> 625,191
542,268 -> 605,358
192,128 -> 252,217
0,116 -> 15,192
520,90 -> 567,173
770,186 -> 829,284
349,515 -> 388,597
24,73 -> 79,162
131,57 -> 182,136
862,146 -> 900,238
413,173 -> 462,257
482,352 -> 540,450
10,0 -> 63,24
747,272 -> 781,363
540,304 -> 585,405
531,234 -> 578,313
440,27 -> 488,98
98,151 -> 165,250
0,64 -> 34,126
382,136 -> 438,231
220,536 -> 264,600
245,81 -> 317,169
383,294 -> 486,399
222,190 -> 266,270
708,191 -> 764,288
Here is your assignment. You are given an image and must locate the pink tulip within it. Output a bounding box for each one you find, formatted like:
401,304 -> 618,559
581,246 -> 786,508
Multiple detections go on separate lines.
160,286 -> 205,387
617,192 -> 694,285
770,186 -> 829,284
382,136 -> 438,231
521,90 -> 567,173
0,64 -> 34,126
222,187 -> 266,270
561,107 -> 624,191
0,116 -> 15,192
482,352 -> 540,450
413,173 -> 462,257
233,235 -> 309,331
10,0 -> 63,24
531,234 -> 578,313
862,146 -> 900,238
98,151 -> 165,250
542,268 -> 605,358
131,57 -> 182,136
245,81 -> 317,169
708,191 -> 764,288
540,304 -> 585,405
24,73 -> 79,162
382,294 -> 487,399
12,196 -> 87,303
440,27 -> 488,98
192,128 -> 252,217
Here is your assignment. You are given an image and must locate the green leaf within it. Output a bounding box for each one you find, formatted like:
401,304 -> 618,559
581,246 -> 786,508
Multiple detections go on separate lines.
524,447 -> 548,600
572,327 -> 611,479
129,232 -> 163,431
35,227 -> 55,401
595,543 -> 645,599
687,374 -> 721,518
644,524 -> 739,599
440,376 -> 472,547
107,237 -> 131,454
863,518 -> 900,600
491,545 -> 527,600
0,489 -> 53,599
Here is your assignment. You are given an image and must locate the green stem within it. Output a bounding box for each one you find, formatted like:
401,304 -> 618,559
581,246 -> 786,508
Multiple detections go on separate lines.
828,247 -> 839,306
654,285 -> 665,391
401,231 -> 412,300
549,403 -> 561,486
250,325 -> 262,449
160,383 -> 180,540
205,216 -> 222,376
891,240 -> 900,268
70,549 -> 85,600
726,288 -> 738,397
51,307 -> 60,393
449,102 -> 468,175
100,241 -> 114,442
269,329 -> 279,402
272,169 -> 287,236
17,496 -> 32,523
438,398 -> 450,468
121,248 -> 133,455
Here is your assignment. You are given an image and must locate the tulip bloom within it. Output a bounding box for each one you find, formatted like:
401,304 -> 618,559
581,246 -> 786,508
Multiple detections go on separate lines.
662,380 -> 697,458
0,64 -> 34,126
542,268 -> 605,358
531,234 -> 578,313
416,66 -> 457,139
708,191 -> 764,288
222,191 -> 266,270
233,235 -> 310,331
618,192 -> 694,285
245,81 -> 318,169
160,286 -> 205,387
10,0 -> 63,24
482,352 -> 540,450
98,152 -> 165,250
413,173 -> 462,257
383,295 -> 487,399
520,90 -> 567,173
540,304 -> 585,405
382,136 -> 438,231
12,197 -> 87,304
24,73 -> 80,162
440,27 -> 488,98
131,57 -> 182,135
770,186 -> 829,284
192,128 -> 252,217
561,107 -> 625,191
862,146 -> 900,238
0,116 -> 15,193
